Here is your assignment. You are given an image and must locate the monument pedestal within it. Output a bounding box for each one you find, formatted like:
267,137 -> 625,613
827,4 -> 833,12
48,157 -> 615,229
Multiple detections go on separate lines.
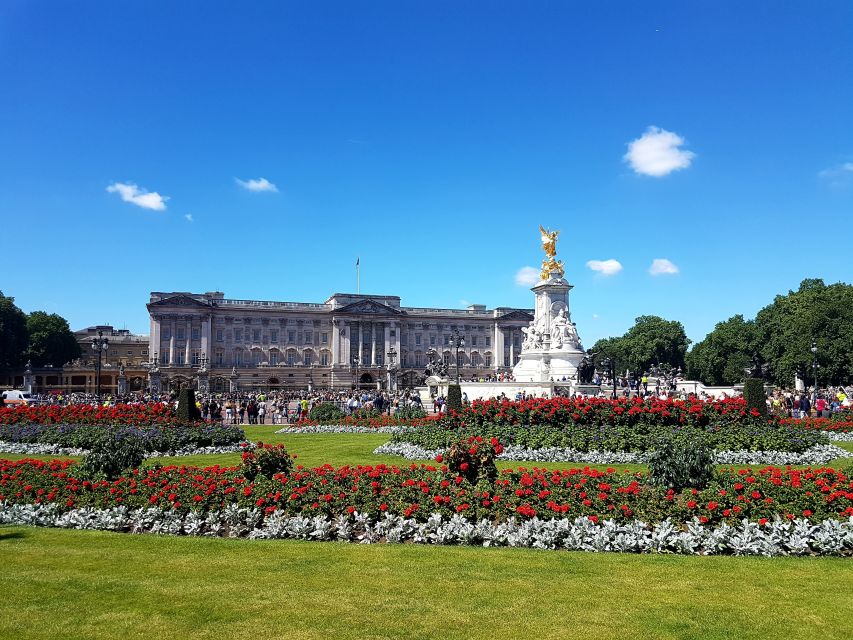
513,275 -> 586,384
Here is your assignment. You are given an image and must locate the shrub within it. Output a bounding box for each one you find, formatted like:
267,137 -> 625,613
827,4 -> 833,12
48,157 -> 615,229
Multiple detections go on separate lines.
79,432 -> 146,480
176,388 -> 201,422
240,442 -> 293,481
309,402 -> 346,423
647,436 -> 715,491
743,379 -> 767,416
350,407 -> 382,420
394,405 -> 426,420
439,435 -> 501,484
446,384 -> 463,412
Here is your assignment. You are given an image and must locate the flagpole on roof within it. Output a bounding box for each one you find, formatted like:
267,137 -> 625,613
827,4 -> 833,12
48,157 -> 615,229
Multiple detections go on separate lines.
356,257 -> 360,294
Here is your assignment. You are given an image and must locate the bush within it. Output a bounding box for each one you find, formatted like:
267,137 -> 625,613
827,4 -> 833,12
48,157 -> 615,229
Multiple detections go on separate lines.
176,388 -> 201,422
648,436 -> 715,491
446,384 -> 463,412
439,435 -> 501,484
309,402 -> 346,423
79,432 -> 146,480
240,442 -> 293,481
394,405 -> 426,420
743,379 -> 767,416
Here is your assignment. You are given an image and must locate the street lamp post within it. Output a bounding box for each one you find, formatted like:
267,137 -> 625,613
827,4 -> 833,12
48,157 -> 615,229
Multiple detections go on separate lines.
602,357 -> 617,399
386,347 -> 398,392
351,355 -> 360,390
91,330 -> 110,398
811,341 -> 818,404
448,331 -> 465,384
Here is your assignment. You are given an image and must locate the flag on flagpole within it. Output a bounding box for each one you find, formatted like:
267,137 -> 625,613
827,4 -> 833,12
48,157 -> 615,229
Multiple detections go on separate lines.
356,257 -> 359,266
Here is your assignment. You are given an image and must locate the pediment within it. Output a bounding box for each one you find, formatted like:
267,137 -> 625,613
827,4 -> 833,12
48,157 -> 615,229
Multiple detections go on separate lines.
498,310 -> 534,321
336,300 -> 403,315
148,295 -> 211,309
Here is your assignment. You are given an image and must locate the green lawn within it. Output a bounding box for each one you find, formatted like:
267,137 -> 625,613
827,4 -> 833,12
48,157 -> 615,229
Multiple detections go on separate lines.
1,527 -> 851,640
2,427 -> 850,474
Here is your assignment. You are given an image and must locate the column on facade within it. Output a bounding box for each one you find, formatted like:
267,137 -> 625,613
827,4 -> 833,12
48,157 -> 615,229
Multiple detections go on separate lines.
150,316 -> 161,365
341,322 -> 351,366
184,317 -> 192,365
383,324 -> 390,365
169,318 -> 176,365
509,329 -> 515,368
201,315 -> 211,362
494,323 -> 504,371
357,322 -> 363,365
370,323 -> 377,366
331,318 -> 340,366
393,321 -> 401,366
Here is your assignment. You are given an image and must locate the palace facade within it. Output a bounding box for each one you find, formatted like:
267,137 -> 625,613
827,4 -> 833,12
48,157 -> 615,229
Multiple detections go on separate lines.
148,291 -> 534,391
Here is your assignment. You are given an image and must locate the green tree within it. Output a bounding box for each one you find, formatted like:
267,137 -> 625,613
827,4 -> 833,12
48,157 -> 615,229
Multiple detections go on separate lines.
685,315 -> 757,385
591,316 -> 690,375
754,279 -> 853,386
0,291 -> 28,367
26,311 -> 81,367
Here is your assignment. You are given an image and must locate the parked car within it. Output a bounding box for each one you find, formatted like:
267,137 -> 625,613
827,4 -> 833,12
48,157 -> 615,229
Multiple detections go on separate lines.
1,390 -> 42,406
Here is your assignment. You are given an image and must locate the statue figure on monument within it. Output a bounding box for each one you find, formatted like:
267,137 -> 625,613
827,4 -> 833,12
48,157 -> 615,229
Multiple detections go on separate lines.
539,224 -> 565,281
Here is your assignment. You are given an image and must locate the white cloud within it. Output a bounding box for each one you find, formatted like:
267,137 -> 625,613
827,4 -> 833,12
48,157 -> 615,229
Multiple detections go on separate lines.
235,177 -> 278,192
649,258 -> 679,275
623,126 -> 695,177
515,266 -> 540,286
818,162 -> 853,186
184,213 -> 194,222
592,313 -> 600,319
106,182 -> 168,210
586,259 -> 623,276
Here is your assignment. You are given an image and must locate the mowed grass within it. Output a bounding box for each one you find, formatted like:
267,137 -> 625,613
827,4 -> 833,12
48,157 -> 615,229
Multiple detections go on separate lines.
2,426 -> 850,474
1,526 -> 852,640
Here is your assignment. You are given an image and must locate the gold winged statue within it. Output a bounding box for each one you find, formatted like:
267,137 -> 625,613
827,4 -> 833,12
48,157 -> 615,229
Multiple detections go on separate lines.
539,225 -> 564,280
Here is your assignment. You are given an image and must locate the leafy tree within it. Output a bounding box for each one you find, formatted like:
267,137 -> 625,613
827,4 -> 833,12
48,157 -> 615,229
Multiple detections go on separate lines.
26,311 -> 81,367
0,291 -> 28,368
753,279 -> 853,387
591,316 -> 690,375
686,315 -> 757,385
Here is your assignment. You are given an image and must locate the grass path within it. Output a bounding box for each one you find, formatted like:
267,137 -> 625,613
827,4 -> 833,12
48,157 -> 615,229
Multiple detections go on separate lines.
1,526 -> 852,640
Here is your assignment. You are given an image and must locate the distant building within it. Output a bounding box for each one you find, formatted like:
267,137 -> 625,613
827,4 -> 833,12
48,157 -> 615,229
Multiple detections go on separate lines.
60,326 -> 150,393
148,291 -> 533,391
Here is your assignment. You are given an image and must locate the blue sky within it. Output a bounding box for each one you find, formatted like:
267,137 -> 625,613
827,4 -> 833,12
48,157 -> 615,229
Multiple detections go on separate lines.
1,1 -> 851,346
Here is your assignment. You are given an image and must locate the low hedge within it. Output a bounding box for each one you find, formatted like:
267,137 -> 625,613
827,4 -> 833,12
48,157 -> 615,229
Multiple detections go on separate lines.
390,421 -> 828,453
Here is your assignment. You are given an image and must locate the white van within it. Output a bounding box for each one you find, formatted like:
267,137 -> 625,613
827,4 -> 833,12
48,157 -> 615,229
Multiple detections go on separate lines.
1,390 -> 39,406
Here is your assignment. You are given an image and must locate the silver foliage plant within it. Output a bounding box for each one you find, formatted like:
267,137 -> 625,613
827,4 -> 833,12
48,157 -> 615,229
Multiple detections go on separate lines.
2,502 -> 851,556
275,425 -> 415,435
374,441 -> 853,466
0,441 -> 252,458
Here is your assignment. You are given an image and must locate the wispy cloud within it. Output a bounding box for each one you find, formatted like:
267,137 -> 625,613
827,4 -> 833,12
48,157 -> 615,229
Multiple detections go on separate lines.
184,213 -> 194,222
235,177 -> 278,192
586,259 -> 623,277
106,182 -> 168,211
624,126 -> 695,177
515,266 -> 540,286
818,162 -> 853,186
649,258 -> 679,276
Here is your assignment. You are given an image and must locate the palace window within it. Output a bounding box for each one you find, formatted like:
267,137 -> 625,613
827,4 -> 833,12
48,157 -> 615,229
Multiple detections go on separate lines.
163,327 -> 171,340
415,334 -> 421,346
269,351 -> 279,366
430,335 -> 436,346
192,351 -> 200,365
471,336 -> 478,347
192,328 -> 200,341
270,330 -> 278,343
176,352 -> 184,365
253,329 -> 260,342
303,351 -> 312,366
177,328 -> 185,340
321,332 -> 328,344
288,330 -> 296,343
485,354 -> 492,367
215,351 -> 224,365
234,329 -> 243,342
305,330 -> 313,343
216,329 -> 224,342
485,337 -> 491,347
320,351 -> 330,366
415,351 -> 423,367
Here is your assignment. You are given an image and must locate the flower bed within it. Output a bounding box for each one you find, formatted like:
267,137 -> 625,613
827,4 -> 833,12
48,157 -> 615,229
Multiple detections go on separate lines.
782,417 -> 853,433
0,441 -> 251,458
2,503 -> 851,556
373,441 -> 853,466
0,403 -> 186,426
2,458 -> 851,527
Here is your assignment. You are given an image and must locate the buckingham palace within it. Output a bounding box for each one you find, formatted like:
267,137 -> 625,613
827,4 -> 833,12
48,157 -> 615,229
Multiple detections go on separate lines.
147,291 -> 535,391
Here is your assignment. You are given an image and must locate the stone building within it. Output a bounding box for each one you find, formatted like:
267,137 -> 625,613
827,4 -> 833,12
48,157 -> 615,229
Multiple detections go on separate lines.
148,291 -> 533,391
60,325 -> 151,393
